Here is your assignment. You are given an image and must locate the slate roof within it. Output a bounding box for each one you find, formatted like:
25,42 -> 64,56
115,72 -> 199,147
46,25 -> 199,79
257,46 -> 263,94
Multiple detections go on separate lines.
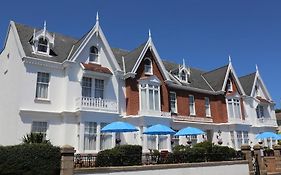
13,22 -> 257,95
239,72 -> 256,96
202,65 -> 229,91
15,22 -> 78,63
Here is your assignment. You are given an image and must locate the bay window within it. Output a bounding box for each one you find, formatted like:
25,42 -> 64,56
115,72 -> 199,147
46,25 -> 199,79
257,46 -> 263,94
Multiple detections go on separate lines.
227,98 -> 241,118
256,105 -> 264,118
140,84 -> 160,112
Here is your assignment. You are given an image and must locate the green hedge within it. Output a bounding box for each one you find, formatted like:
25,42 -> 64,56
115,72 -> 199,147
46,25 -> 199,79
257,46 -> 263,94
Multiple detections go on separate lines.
0,144 -> 61,175
95,145 -> 142,167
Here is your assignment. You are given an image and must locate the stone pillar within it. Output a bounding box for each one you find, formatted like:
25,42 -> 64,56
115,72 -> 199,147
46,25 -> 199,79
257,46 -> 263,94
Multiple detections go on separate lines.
253,144 -> 267,175
273,144 -> 281,173
60,145 -> 75,175
167,135 -> 172,152
241,144 -> 254,175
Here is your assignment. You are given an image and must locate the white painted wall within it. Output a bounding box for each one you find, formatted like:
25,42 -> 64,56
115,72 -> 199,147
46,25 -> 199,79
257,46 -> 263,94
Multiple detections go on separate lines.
75,163 -> 249,175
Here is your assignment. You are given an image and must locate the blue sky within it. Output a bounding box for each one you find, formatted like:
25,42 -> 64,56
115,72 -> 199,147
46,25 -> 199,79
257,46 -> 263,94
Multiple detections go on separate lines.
0,0 -> 280,108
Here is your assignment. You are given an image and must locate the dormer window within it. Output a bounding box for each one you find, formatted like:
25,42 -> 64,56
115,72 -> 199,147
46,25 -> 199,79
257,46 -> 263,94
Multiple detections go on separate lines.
38,38 -> 48,53
227,78 -> 233,92
144,58 -> 153,75
89,46 -> 99,63
179,69 -> 188,82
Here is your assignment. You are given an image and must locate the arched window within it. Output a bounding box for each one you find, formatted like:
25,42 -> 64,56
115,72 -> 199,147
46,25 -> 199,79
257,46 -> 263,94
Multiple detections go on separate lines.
89,46 -> 99,62
37,38 -> 48,53
227,78 -> 233,92
144,58 -> 153,74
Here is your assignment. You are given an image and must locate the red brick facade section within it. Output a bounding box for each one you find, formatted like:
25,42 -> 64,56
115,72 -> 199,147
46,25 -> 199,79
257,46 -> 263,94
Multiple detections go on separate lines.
125,50 -> 169,115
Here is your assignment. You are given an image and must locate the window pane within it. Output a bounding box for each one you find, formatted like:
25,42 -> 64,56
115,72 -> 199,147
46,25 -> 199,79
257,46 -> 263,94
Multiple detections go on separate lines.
89,46 -> 98,62
36,72 -> 50,99
155,90 -> 160,111
141,89 -> 146,110
95,79 -> 104,99
82,77 -> 92,97
170,92 -> 176,113
84,122 -> 97,150
100,123 -> 112,150
149,89 -> 154,110
147,135 -> 157,150
159,136 -> 167,149
189,95 -> 195,115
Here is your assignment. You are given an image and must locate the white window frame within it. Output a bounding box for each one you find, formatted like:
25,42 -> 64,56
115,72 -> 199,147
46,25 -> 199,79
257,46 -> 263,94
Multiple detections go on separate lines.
205,97 -> 211,117
139,84 -> 161,113
84,122 -> 97,151
144,57 -> 153,75
94,79 -> 104,99
35,72 -> 50,99
89,46 -> 99,63
189,95 -> 196,116
170,92 -> 177,113
37,37 -> 50,55
82,77 -> 92,97
31,121 -> 48,139
227,98 -> 241,119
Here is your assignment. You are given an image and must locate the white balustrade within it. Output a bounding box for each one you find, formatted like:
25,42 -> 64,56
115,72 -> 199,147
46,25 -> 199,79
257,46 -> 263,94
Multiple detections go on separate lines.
75,97 -> 118,113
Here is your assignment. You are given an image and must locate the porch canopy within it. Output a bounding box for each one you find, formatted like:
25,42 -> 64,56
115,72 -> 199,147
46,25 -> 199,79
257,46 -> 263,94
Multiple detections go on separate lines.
101,121 -> 138,133
143,124 -> 176,135
256,132 -> 279,140
175,127 -> 205,136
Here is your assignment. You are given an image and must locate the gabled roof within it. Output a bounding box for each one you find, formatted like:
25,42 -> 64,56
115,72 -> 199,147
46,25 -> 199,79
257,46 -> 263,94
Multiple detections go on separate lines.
202,65 -> 229,91
112,43 -> 146,73
239,72 -> 256,96
14,22 -> 78,63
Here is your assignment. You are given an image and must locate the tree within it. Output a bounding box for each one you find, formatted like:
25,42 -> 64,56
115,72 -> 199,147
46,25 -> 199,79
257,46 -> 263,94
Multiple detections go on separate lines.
22,133 -> 50,144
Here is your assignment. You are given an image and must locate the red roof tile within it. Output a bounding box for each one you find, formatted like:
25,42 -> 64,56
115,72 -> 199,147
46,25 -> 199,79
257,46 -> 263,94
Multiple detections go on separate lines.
82,63 -> 112,75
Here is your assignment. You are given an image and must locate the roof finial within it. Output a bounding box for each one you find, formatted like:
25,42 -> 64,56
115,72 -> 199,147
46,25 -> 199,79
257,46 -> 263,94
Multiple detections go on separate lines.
148,29 -> 151,39
122,56 -> 126,74
182,58 -> 186,68
228,55 -> 232,64
33,29 -> 36,42
43,20 -> 47,31
256,64 -> 259,72
96,11 -> 99,22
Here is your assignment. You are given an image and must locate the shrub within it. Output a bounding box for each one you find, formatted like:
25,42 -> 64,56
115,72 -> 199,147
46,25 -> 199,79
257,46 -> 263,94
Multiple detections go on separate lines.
22,133 -> 50,144
0,144 -> 60,175
95,145 -> 142,167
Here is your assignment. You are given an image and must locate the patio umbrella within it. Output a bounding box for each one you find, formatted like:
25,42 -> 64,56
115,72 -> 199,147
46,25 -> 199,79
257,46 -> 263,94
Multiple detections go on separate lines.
143,124 -> 176,135
101,121 -> 138,133
256,132 -> 278,140
175,127 -> 205,136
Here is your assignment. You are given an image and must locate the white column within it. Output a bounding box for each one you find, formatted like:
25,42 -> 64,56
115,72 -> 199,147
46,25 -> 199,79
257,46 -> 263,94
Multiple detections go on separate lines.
112,133 -> 116,148
96,123 -> 101,152
167,135 -> 172,152
142,126 -> 148,152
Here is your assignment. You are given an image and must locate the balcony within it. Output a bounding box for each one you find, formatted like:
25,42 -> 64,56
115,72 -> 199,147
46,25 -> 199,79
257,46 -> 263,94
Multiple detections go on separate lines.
161,112 -> 213,123
254,118 -> 277,127
75,97 -> 118,113
228,118 -> 250,125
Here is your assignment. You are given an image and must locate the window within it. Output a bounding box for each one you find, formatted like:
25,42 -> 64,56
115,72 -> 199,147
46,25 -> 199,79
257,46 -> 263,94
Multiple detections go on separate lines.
170,92 -> 177,113
237,131 -> 242,149
89,46 -> 99,62
37,37 -> 48,53
227,98 -> 241,118
36,72 -> 50,99
82,77 -> 92,97
205,97 -> 211,117
100,123 -> 112,150
230,131 -> 235,148
31,121 -> 47,139
243,131 -> 249,144
144,58 -> 152,74
84,122 -> 97,150
140,84 -> 160,111
189,95 -> 196,115
256,105 -> 264,118
147,135 -> 157,150
227,78 -> 233,92
159,135 -> 168,150
95,79 -> 104,99
179,69 -> 188,82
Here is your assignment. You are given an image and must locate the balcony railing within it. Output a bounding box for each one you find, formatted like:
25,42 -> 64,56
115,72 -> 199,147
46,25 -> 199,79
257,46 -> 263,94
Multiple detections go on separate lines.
255,118 -> 277,126
228,118 -> 250,125
75,97 -> 118,113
